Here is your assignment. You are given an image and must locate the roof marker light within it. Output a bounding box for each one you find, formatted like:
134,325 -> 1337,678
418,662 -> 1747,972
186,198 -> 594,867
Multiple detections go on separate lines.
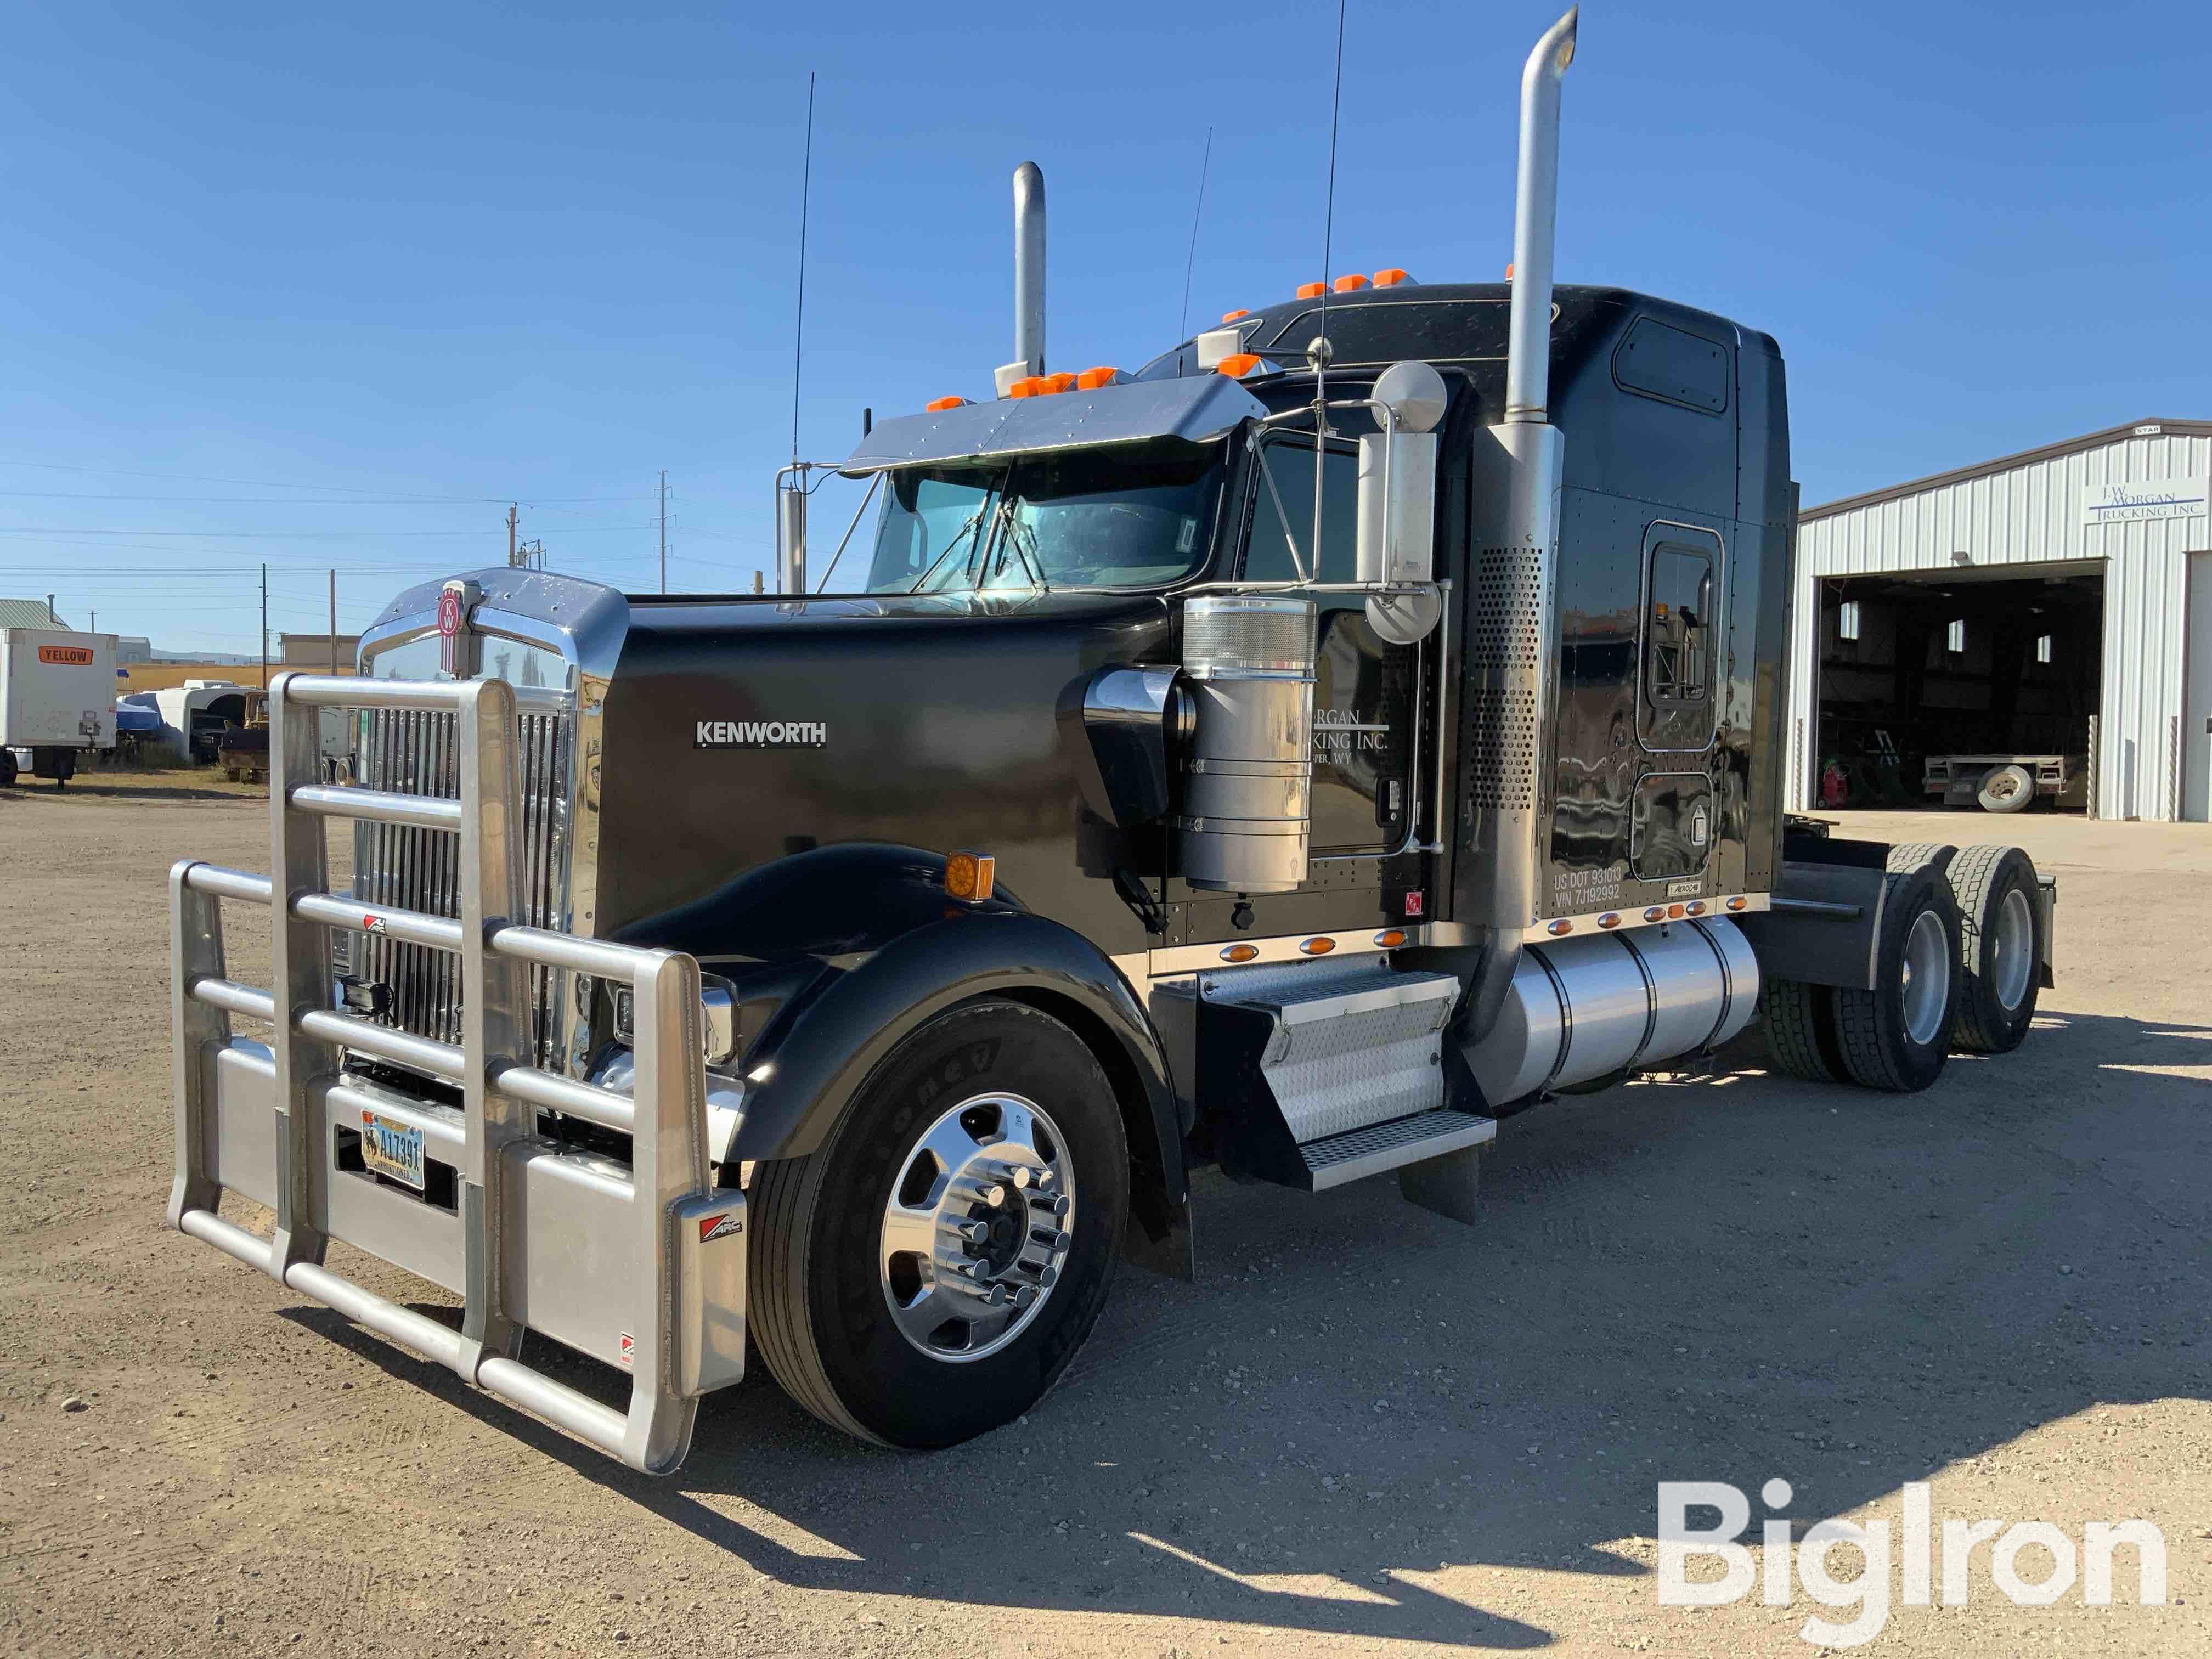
1295,281 -> 1328,299
1039,371 -> 1078,394
1372,268 -> 1413,287
1215,353 -> 1262,378
1332,273 -> 1369,292
1008,377 -> 1043,398
925,396 -> 970,412
1074,366 -> 1122,390
1221,309 -> 1250,323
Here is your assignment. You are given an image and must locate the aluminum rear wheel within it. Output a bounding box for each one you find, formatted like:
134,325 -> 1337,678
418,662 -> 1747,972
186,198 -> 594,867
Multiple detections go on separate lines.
1899,907 -> 1952,1048
1991,884 -> 2034,1013
879,1091 -> 1074,1363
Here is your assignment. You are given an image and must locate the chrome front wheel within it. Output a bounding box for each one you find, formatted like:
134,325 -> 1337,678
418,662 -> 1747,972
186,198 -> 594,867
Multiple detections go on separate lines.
879,1092 -> 1075,1362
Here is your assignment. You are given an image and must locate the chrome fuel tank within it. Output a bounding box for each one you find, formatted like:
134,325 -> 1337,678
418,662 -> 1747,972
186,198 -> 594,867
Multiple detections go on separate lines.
1462,916 -> 1758,1107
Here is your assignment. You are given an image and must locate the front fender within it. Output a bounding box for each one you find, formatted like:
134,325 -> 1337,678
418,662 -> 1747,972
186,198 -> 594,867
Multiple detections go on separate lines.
732,911 -> 1183,1216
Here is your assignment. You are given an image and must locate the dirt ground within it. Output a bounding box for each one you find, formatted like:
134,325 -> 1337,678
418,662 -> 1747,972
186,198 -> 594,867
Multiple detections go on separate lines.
2,793 -> 2208,1657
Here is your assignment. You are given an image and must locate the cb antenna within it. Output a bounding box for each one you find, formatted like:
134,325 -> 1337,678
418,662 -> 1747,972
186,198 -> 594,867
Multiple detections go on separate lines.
1177,126 -> 1214,341
790,71 -> 816,466
1310,0 -> 1349,576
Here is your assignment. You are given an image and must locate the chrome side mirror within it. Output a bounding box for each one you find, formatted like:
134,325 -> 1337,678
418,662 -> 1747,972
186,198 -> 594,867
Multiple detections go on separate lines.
1358,360 -> 1447,644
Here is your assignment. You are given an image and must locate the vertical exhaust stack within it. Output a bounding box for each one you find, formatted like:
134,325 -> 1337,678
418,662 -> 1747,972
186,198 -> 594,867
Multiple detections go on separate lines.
996,162 -> 1047,397
1504,7 -> 1577,426
1455,8 -> 1578,1048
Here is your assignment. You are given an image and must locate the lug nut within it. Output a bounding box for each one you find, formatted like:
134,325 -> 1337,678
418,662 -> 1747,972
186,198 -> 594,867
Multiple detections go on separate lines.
1031,1168 -> 1057,1190
1012,1284 -> 1039,1311
957,1259 -> 991,1280
990,1161 -> 1033,1190
1028,1191 -> 1070,1219
1032,1229 -> 1071,1253
964,1181 -> 1006,1207
946,1217 -> 989,1244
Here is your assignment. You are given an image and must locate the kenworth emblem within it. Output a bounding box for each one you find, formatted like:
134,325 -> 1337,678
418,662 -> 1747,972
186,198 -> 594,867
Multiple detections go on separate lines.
695,719 -> 828,750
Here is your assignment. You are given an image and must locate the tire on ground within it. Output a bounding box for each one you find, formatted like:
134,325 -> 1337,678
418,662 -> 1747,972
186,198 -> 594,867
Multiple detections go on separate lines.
1763,978 -> 1847,1083
1831,865 -> 1961,1092
1977,763 -> 2035,814
1943,843 -> 2044,1053
747,997 -> 1128,1449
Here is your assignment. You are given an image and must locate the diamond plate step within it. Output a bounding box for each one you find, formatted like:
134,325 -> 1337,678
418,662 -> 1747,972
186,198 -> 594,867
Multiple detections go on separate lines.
1200,962 -> 1462,1143
1297,1107 -> 1497,1192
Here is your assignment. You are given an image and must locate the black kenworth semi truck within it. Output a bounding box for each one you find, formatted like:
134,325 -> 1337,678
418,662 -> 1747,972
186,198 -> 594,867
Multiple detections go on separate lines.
164,12 -> 2054,1470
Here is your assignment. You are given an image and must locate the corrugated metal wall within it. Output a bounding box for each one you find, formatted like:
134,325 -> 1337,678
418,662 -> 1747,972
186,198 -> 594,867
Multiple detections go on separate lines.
1788,430 -> 2212,820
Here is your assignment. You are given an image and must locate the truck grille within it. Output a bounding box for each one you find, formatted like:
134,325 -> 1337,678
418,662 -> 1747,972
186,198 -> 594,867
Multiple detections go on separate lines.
348,703 -> 575,1069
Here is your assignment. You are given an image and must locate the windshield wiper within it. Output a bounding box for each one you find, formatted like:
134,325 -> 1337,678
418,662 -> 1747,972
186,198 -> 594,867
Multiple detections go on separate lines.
994,508 -> 1051,592
906,507 -> 991,595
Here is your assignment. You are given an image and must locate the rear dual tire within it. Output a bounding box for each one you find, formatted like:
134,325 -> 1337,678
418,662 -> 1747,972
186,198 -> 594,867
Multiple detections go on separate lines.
1764,865 -> 1961,1092
1886,842 -> 2044,1053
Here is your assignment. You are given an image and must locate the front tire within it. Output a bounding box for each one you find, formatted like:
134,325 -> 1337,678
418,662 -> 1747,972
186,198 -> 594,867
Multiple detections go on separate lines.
748,998 -> 1127,1448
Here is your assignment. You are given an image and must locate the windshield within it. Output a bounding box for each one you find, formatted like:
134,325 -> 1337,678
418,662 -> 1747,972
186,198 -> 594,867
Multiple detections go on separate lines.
860,441 -> 1225,594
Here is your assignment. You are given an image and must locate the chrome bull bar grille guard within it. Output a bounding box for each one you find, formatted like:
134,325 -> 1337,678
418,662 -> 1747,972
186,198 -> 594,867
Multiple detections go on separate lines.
167,672 -> 742,1475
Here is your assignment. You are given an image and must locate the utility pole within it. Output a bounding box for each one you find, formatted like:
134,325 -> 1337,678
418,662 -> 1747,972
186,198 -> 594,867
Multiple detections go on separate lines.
89,610 -> 96,633
329,571 -> 338,673
507,504 -> 521,567
658,470 -> 668,594
260,563 -> 269,689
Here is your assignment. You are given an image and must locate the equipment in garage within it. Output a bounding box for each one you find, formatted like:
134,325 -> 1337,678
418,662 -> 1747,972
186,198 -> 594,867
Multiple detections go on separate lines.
1813,568 -> 2101,812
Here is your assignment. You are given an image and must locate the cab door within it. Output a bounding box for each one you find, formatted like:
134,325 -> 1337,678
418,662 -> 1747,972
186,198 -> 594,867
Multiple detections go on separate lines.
1240,433 -> 1413,855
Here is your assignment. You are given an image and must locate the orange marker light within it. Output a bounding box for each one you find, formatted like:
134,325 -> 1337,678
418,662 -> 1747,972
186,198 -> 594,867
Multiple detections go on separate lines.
1299,936 -> 1336,956
944,851 -> 995,903
925,395 -> 969,412
1726,895 -> 1748,912
1371,268 -> 1412,287
1220,944 -> 1260,963
1039,372 -> 1078,394
1547,919 -> 1573,936
1008,377 -> 1043,398
1221,309 -> 1250,323
1332,273 -> 1368,292
1074,366 -> 1121,390
1504,262 -> 1515,279
1296,281 -> 1328,299
1667,904 -> 1685,919
1644,906 -> 1667,923
1215,353 -> 1262,377
1373,929 -> 1407,949
1685,901 -> 1707,917
1598,912 -> 1622,929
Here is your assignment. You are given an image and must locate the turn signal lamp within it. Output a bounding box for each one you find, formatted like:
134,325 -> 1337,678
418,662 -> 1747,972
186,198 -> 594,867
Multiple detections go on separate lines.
944,851 -> 995,903
1332,273 -> 1368,292
1299,936 -> 1336,956
1074,365 -> 1121,390
925,395 -> 970,412
1215,353 -> 1262,377
1373,929 -> 1407,949
1221,309 -> 1250,323
1220,943 -> 1260,963
1296,281 -> 1328,299
1372,268 -> 1413,287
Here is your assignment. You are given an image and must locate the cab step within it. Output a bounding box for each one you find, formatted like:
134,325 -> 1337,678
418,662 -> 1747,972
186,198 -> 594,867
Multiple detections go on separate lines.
1183,961 -> 1494,1195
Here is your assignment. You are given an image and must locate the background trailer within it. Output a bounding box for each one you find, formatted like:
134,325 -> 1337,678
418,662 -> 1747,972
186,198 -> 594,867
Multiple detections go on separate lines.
1787,417 -> 2212,822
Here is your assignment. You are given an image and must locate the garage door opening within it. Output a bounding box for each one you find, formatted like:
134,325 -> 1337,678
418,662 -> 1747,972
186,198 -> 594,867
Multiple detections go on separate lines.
1812,565 -> 2102,814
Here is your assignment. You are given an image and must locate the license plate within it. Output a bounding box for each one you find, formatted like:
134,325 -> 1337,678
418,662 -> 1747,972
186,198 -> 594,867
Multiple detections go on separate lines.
359,1111 -> 425,1190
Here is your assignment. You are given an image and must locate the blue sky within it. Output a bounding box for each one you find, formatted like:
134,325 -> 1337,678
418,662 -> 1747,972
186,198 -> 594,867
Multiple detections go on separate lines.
1,1 -> 2204,652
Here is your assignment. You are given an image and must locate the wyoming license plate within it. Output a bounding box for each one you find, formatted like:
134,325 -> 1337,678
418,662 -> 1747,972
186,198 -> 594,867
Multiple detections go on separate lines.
359,1110 -> 425,1190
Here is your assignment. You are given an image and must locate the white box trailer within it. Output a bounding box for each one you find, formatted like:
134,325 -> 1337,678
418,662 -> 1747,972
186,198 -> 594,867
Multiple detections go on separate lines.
1,628 -> 117,788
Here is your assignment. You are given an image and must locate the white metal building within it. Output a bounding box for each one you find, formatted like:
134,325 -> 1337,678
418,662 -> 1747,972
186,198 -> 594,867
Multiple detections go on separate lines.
1787,417 -> 2212,822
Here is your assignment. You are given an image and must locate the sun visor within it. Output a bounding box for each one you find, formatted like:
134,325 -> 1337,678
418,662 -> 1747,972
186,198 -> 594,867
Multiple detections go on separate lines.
842,374 -> 1267,475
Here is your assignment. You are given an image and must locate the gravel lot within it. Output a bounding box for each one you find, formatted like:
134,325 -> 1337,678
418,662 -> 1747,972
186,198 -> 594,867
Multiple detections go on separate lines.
3,787 -> 2208,1657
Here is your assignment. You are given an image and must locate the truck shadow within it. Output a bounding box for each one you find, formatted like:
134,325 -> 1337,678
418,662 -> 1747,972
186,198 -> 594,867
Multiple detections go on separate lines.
294,1006 -> 2211,1649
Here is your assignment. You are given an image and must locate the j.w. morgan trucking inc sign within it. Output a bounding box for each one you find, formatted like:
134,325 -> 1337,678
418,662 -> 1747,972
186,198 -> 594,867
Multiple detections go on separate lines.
2079,477 -> 2208,527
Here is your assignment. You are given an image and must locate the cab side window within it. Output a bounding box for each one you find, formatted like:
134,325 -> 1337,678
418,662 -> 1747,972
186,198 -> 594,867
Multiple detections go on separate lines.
1639,527 -> 1722,750
1243,438 -> 1359,585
